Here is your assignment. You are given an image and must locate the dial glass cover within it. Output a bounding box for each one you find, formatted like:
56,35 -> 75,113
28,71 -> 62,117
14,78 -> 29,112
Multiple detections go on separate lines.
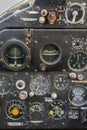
2,40 -> 31,71
5,100 -> 26,120
40,44 -> 61,65
0,74 -> 13,95
4,45 -> 27,67
48,100 -> 67,120
68,85 -> 86,106
30,75 -> 51,95
54,75 -> 69,90
68,51 -> 87,71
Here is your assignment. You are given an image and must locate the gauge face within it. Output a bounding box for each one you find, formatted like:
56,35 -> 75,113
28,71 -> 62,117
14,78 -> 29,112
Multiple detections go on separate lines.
29,102 -> 44,114
30,75 -> 51,95
40,44 -> 61,65
5,100 -> 26,120
0,74 -> 13,95
65,3 -> 85,24
54,75 -> 69,90
68,51 -> 87,71
48,100 -> 66,120
68,85 -> 86,106
72,38 -> 83,50
2,40 -> 31,71
29,102 -> 44,120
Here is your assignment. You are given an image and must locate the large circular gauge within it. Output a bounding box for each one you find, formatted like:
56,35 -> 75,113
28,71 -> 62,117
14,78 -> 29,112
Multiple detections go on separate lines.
54,75 -> 69,90
40,44 -> 62,65
48,100 -> 67,120
2,39 -> 31,71
30,75 -> 51,95
0,74 -> 13,95
68,85 -> 86,106
5,100 -> 26,120
68,51 -> 87,72
65,3 -> 85,24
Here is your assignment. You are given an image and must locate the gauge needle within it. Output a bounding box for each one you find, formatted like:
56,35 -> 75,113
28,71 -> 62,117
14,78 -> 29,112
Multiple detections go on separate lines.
72,10 -> 78,23
36,85 -> 40,92
77,54 -> 80,62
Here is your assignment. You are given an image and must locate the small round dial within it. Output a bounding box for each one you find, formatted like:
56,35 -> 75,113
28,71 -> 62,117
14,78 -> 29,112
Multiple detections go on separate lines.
40,44 -> 61,65
68,85 -> 86,106
48,100 -> 67,120
29,102 -> 45,120
54,75 -> 69,90
72,38 -> 83,50
68,51 -> 87,71
29,102 -> 44,114
30,75 -> 51,95
2,39 -> 31,71
65,3 -> 85,24
0,74 -> 13,95
5,100 -> 26,120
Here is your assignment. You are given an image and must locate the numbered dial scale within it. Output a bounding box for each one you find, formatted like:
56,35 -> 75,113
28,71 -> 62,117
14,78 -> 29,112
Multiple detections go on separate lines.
68,85 -> 87,106
29,102 -> 44,119
48,100 -> 67,120
68,51 -> 87,72
54,75 -> 69,90
65,2 -> 86,24
30,75 -> 51,95
0,74 -> 13,95
5,100 -> 26,120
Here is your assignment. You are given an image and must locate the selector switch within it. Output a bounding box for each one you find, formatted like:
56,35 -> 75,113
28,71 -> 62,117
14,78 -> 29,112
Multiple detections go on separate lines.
48,12 -> 57,24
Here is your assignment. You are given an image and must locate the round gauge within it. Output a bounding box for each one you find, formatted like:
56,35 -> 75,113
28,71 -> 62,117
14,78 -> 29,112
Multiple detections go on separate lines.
68,51 -> 87,71
5,100 -> 26,120
68,85 -> 86,106
48,100 -> 67,120
30,75 -> 51,95
65,3 -> 85,24
40,44 -> 62,65
0,74 -> 13,95
2,39 -> 31,71
72,38 -> 83,50
29,102 -> 44,114
54,75 -> 69,90
29,102 -> 44,120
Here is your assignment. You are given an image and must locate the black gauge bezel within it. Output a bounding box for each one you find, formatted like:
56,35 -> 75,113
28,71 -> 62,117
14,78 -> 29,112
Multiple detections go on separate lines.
30,74 -> 51,96
2,39 -> 31,71
29,102 -> 44,114
54,75 -> 69,90
68,51 -> 87,72
40,44 -> 62,65
5,100 -> 26,120
0,74 -> 13,95
68,85 -> 86,107
48,100 -> 67,120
